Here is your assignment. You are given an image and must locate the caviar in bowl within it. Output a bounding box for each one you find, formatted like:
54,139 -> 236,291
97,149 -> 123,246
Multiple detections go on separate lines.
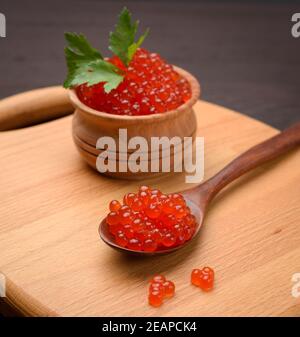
65,8 -> 200,179
69,63 -> 200,179
75,48 -> 193,116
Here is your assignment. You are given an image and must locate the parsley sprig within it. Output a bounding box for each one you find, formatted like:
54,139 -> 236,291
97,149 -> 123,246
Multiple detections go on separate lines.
109,8 -> 149,66
64,7 -> 149,93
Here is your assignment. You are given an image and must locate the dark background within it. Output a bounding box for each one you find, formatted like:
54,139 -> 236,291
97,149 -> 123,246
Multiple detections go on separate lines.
0,0 -> 299,129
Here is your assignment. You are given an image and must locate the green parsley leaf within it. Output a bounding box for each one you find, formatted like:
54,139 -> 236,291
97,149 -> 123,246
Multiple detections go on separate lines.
109,7 -> 149,66
64,59 -> 123,93
64,32 -> 124,92
64,32 -> 103,67
64,8 -> 148,92
127,28 -> 149,61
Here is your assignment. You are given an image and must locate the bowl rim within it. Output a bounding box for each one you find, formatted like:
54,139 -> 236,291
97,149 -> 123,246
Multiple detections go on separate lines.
69,65 -> 201,122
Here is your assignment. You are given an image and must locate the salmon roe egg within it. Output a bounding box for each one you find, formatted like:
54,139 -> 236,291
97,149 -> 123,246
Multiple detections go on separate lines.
191,269 -> 202,287
162,281 -> 175,298
149,282 -> 165,296
151,275 -> 166,284
106,211 -> 119,226
109,200 -> 121,212
148,290 -> 163,307
115,231 -> 128,247
105,186 -> 198,252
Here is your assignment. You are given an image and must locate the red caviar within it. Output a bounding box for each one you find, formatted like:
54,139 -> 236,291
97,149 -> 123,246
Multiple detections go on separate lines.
106,186 -> 197,251
148,275 -> 175,307
191,267 -> 214,291
76,48 -> 191,116
109,200 -> 121,212
148,290 -> 163,307
151,275 -> 166,284
162,281 -> 176,298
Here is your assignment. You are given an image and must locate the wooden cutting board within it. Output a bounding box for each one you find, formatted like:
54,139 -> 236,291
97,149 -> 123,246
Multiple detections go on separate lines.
0,97 -> 300,317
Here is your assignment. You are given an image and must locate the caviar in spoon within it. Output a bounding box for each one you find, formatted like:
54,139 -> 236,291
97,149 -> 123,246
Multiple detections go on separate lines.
104,186 -> 198,253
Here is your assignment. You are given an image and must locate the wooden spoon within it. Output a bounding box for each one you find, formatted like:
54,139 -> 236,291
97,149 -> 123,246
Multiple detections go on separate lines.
99,121 -> 300,255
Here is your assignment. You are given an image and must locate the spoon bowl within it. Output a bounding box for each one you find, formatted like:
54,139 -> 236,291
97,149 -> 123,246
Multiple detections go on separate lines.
99,121 -> 300,256
99,197 -> 205,256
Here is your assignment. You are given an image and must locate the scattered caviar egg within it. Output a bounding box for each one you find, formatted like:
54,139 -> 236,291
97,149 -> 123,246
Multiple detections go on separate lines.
148,275 -> 175,307
76,48 -> 192,116
191,267 -> 215,291
105,186 -> 197,252
163,281 -> 175,298
202,266 -> 214,276
150,274 -> 166,284
148,290 -> 163,307
191,269 -> 203,287
200,267 -> 214,291
149,282 -> 165,296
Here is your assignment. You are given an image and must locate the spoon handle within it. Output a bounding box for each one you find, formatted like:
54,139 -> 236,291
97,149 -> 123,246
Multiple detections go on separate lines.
201,121 -> 300,201
0,86 -> 73,131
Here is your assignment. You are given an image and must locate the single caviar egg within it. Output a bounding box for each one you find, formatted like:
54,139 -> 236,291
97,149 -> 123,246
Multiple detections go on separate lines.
191,269 -> 202,287
149,282 -> 165,296
109,200 -> 121,212
143,239 -> 158,252
150,274 -> 166,284
148,290 -> 163,307
106,211 -> 119,226
162,281 -> 175,298
115,231 -> 128,247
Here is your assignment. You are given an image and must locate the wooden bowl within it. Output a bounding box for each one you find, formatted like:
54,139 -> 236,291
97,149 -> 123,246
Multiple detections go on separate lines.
73,128 -> 197,158
76,146 -> 175,180
73,131 -> 197,181
69,66 -> 200,179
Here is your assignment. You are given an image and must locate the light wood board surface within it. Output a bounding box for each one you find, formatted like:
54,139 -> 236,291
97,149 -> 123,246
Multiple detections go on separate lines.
0,101 -> 299,317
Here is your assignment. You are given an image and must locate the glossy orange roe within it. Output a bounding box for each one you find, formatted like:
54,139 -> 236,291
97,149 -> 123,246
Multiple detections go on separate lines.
76,48 -> 192,116
163,281 -> 176,298
191,267 -> 214,291
106,186 -> 197,252
148,275 -> 175,307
